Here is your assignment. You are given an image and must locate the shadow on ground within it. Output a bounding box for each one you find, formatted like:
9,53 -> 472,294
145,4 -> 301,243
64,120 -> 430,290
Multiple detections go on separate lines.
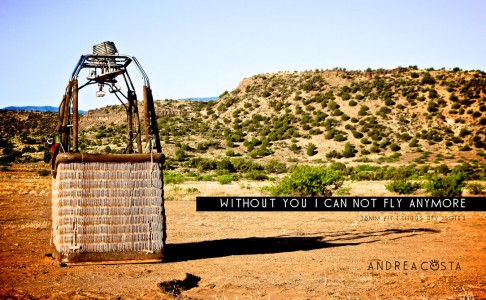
165,228 -> 438,262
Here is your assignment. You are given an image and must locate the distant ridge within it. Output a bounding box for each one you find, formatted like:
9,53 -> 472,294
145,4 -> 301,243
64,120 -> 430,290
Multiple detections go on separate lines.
1,106 -> 87,114
177,97 -> 218,101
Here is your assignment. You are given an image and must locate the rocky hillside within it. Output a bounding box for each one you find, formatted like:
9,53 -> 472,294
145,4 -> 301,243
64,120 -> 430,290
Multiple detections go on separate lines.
1,67 -> 486,169
154,67 -> 485,168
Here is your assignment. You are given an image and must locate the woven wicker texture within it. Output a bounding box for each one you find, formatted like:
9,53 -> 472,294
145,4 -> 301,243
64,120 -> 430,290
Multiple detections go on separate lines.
52,161 -> 164,254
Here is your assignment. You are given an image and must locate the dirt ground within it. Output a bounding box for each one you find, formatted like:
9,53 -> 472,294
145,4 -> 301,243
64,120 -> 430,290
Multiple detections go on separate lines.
0,167 -> 485,299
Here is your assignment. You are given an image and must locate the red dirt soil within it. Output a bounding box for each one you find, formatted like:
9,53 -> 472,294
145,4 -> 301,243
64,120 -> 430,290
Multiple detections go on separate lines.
0,170 -> 485,299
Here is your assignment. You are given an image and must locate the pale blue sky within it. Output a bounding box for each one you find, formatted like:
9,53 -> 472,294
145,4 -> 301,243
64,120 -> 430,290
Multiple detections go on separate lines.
1,0 -> 485,110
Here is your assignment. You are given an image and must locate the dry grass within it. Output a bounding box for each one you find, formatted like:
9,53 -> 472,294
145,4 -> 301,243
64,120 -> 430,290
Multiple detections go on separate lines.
165,180 -> 265,201
0,167 -> 51,197
2,220 -> 50,230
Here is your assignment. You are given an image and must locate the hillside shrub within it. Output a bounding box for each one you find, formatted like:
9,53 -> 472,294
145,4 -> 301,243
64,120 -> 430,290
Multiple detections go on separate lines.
342,142 -> 357,158
290,143 -> 300,153
409,138 -> 419,147
267,166 -> 343,196
231,158 -> 263,172
249,146 -> 273,158
360,148 -> 370,155
358,105 -> 369,116
175,148 -> 186,161
474,139 -> 484,148
326,150 -> 342,159
352,130 -> 363,139
333,134 -> 347,142
360,137 -> 371,145
386,179 -> 421,195
424,172 -> 466,196
427,101 -> 438,113
190,157 -> 217,171
466,183 -> 484,195
246,170 -> 268,181
217,159 -> 235,172
370,145 -> 380,153
328,100 -> 340,111
421,72 -> 436,85
307,143 -> 317,156
197,142 -> 208,152
435,164 -> 449,175
164,172 -> 186,184
217,175 -> 236,185
472,111 -> 482,118
390,143 -> 401,152
265,160 -> 287,173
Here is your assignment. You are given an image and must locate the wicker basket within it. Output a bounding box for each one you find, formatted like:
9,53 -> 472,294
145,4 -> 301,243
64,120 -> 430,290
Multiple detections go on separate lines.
51,153 -> 165,264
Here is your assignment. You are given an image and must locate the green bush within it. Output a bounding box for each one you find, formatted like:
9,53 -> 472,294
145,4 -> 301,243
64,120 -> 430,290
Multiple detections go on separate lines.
164,172 -> 186,184
424,172 -> 466,196
389,143 -> 401,152
175,148 -> 186,161
268,166 -> 342,196
421,72 -> 436,85
409,138 -> 419,147
435,164 -> 449,175
360,137 -> 371,145
333,134 -> 347,142
231,158 -> 263,172
307,143 -> 317,156
190,157 -> 217,171
358,105 -> 369,116
246,170 -> 268,181
217,175 -> 236,185
466,183 -> 484,195
217,159 -> 235,172
265,160 -> 287,173
326,149 -> 342,159
290,143 -> 300,153
342,142 -> 356,158
196,174 -> 215,181
386,179 -> 421,195
335,186 -> 351,195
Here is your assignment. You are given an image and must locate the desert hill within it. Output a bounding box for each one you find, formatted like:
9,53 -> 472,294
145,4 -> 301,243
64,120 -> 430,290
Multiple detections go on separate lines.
156,67 -> 486,169
1,67 -> 485,170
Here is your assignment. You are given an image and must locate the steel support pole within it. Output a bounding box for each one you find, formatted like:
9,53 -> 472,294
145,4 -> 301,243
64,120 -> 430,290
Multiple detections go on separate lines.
72,79 -> 79,152
143,85 -> 150,147
61,81 -> 73,149
126,90 -> 134,154
147,87 -> 162,153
